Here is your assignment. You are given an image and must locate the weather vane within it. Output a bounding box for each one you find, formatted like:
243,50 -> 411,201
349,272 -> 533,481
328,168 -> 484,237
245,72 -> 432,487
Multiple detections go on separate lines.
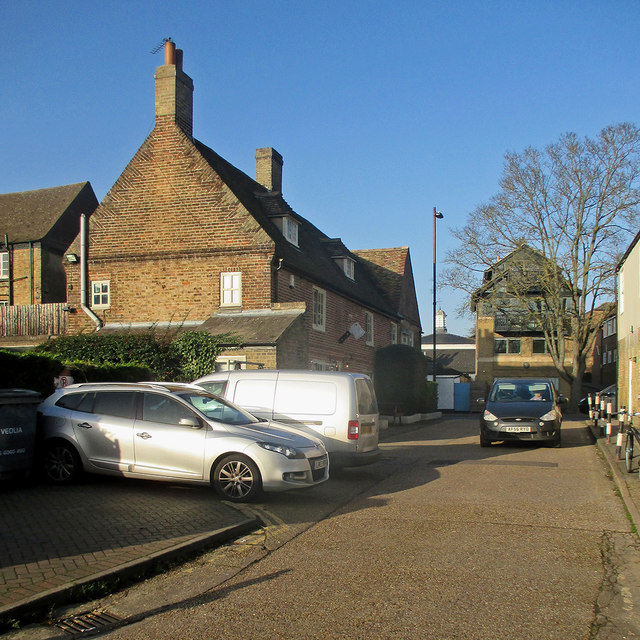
150,37 -> 173,55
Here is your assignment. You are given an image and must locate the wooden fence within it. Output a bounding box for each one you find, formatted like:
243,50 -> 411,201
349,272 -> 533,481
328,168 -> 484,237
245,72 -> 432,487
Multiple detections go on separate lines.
0,303 -> 67,337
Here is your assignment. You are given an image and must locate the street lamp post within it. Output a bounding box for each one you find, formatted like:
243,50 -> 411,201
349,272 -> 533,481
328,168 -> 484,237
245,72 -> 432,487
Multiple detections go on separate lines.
433,207 -> 444,384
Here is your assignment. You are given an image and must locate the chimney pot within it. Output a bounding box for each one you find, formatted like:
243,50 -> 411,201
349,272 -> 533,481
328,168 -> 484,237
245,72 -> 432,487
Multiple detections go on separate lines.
164,39 -> 176,65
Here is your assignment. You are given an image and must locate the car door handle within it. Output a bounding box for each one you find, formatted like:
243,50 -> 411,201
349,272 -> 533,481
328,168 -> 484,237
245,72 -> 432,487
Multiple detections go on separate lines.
76,422 -> 93,429
136,432 -> 152,440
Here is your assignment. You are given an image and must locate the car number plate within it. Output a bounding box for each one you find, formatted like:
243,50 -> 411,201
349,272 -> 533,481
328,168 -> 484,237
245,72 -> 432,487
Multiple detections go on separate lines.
505,426 -> 531,433
313,458 -> 328,470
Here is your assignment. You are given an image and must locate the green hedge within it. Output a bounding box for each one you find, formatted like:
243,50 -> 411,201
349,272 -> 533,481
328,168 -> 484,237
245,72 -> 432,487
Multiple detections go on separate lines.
374,344 -> 436,415
0,330 -> 241,396
32,331 -> 240,381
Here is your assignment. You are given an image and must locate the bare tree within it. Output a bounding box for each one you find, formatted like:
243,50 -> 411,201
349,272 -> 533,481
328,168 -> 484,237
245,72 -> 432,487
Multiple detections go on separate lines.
443,123 -> 640,408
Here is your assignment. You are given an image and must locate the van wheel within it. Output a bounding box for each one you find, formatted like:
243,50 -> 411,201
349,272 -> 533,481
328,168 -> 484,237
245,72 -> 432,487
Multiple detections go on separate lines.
43,441 -> 83,484
212,455 -> 262,502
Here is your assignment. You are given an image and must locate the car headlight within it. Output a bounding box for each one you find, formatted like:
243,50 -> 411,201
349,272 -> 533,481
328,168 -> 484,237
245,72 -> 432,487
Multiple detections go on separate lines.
540,409 -> 557,421
257,442 -> 305,459
483,410 -> 498,421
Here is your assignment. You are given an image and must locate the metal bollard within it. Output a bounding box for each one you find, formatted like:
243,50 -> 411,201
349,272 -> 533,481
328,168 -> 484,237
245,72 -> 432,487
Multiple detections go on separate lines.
617,407 -> 627,459
606,401 -> 613,443
588,394 -> 593,420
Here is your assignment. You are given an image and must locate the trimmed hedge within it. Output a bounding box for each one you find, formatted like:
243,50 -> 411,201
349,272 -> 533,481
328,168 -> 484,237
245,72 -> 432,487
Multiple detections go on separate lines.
374,344 -> 437,415
32,331 -> 240,381
0,331 -> 241,396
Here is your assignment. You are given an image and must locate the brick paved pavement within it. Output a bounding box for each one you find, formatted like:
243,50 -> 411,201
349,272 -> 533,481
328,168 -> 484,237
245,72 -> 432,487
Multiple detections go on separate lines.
0,475 -> 257,621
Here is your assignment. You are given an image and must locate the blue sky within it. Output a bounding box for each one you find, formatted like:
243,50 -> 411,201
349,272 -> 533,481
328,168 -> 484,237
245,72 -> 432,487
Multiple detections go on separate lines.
3,1 -> 639,337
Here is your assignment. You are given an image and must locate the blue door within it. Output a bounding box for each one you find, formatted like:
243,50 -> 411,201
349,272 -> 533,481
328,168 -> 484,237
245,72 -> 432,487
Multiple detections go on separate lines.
454,383 -> 471,412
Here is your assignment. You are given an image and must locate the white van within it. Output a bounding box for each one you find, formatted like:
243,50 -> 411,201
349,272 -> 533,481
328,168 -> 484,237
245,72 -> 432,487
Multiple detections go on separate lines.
193,370 -> 381,468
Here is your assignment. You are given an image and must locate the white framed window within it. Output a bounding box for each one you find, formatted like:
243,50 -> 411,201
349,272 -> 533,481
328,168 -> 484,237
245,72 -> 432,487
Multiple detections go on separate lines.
391,322 -> 398,344
342,258 -> 355,280
220,272 -> 242,307
312,287 -> 326,331
401,330 -> 414,346
365,312 -> 374,346
215,355 -> 247,371
0,252 -> 8,279
91,280 -> 110,308
283,217 -> 299,247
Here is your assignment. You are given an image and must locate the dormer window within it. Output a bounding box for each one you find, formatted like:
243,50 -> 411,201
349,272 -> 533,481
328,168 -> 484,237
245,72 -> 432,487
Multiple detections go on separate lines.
335,257 -> 355,280
282,217 -> 299,247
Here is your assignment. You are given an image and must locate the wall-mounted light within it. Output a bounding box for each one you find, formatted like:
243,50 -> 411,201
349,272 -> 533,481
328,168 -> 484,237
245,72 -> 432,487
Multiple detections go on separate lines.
65,253 -> 79,263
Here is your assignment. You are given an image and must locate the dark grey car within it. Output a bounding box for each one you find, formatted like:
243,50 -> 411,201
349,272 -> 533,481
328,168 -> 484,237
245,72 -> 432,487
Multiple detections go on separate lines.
480,378 -> 563,447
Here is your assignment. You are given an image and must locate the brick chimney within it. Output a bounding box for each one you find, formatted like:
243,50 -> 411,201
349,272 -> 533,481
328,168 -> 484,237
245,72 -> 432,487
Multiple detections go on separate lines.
155,40 -> 194,137
255,147 -> 283,192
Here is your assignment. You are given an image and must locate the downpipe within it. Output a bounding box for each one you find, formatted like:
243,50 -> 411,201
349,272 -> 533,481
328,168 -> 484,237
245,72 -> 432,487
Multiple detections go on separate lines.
80,214 -> 102,330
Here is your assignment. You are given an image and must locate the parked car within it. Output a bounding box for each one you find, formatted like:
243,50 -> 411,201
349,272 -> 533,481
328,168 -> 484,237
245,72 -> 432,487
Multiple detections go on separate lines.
193,370 -> 381,468
479,378 -> 564,447
37,382 -> 329,502
578,384 -> 617,415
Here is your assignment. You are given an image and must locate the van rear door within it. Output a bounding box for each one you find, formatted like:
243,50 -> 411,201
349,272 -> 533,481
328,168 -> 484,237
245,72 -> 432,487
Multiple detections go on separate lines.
355,377 -> 379,453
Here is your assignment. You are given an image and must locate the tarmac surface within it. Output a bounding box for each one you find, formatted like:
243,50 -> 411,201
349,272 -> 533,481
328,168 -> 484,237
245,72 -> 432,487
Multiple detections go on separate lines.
1,414 -> 639,631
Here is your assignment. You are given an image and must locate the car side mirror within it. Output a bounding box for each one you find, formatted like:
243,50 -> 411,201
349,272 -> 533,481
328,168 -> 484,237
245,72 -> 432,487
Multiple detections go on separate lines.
179,417 -> 202,429
558,396 -> 568,405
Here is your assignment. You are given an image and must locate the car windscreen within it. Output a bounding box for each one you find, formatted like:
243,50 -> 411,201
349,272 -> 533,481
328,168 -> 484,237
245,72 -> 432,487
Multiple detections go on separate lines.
177,391 -> 260,425
489,382 -> 553,403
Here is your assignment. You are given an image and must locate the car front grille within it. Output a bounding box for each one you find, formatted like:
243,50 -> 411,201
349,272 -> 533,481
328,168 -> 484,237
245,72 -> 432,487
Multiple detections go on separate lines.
309,455 -> 328,481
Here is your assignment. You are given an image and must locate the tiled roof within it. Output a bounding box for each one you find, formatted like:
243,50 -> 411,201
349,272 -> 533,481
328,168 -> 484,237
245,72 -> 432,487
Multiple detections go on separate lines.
422,332 -> 475,346
352,248 -> 408,309
0,182 -> 95,244
424,349 -> 476,375
193,140 -> 400,318
198,308 -> 304,345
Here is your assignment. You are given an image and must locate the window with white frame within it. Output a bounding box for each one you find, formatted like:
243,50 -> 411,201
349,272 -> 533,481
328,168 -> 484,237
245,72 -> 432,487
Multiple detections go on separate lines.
401,330 -> 414,346
282,217 -> 299,247
342,258 -> 355,280
220,272 -> 242,307
391,323 -> 398,344
365,312 -> 374,346
91,280 -> 110,308
312,287 -> 326,331
0,252 -> 8,279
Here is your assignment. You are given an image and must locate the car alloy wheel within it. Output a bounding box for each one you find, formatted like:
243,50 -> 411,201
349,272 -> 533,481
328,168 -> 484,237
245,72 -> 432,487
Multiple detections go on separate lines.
213,455 -> 262,502
43,441 -> 82,484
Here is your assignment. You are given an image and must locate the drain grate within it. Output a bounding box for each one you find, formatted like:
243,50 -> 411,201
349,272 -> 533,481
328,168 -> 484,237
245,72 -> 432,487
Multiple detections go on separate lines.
56,610 -> 121,634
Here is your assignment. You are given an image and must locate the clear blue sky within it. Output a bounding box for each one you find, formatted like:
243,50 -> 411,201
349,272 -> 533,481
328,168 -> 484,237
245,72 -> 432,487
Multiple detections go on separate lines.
3,1 -> 639,337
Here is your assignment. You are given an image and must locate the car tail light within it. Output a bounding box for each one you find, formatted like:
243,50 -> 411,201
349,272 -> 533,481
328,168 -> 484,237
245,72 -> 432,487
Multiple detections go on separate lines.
348,420 -> 359,440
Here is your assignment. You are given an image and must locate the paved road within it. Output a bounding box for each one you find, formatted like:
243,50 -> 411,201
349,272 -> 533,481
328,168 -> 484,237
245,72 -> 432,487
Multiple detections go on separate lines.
11,416 -> 638,639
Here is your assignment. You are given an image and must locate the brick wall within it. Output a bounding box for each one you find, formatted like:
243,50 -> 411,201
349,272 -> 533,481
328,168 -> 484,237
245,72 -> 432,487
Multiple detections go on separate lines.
67,124 -> 276,333
10,243 -> 42,305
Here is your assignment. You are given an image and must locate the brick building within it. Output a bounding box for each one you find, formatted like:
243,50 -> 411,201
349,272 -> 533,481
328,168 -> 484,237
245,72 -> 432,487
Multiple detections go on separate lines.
0,182 -> 97,306
64,41 -> 421,375
471,244 -> 573,396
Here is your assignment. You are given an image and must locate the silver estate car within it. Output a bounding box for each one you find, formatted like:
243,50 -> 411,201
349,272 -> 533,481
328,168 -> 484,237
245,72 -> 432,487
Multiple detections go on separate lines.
37,382 -> 329,502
